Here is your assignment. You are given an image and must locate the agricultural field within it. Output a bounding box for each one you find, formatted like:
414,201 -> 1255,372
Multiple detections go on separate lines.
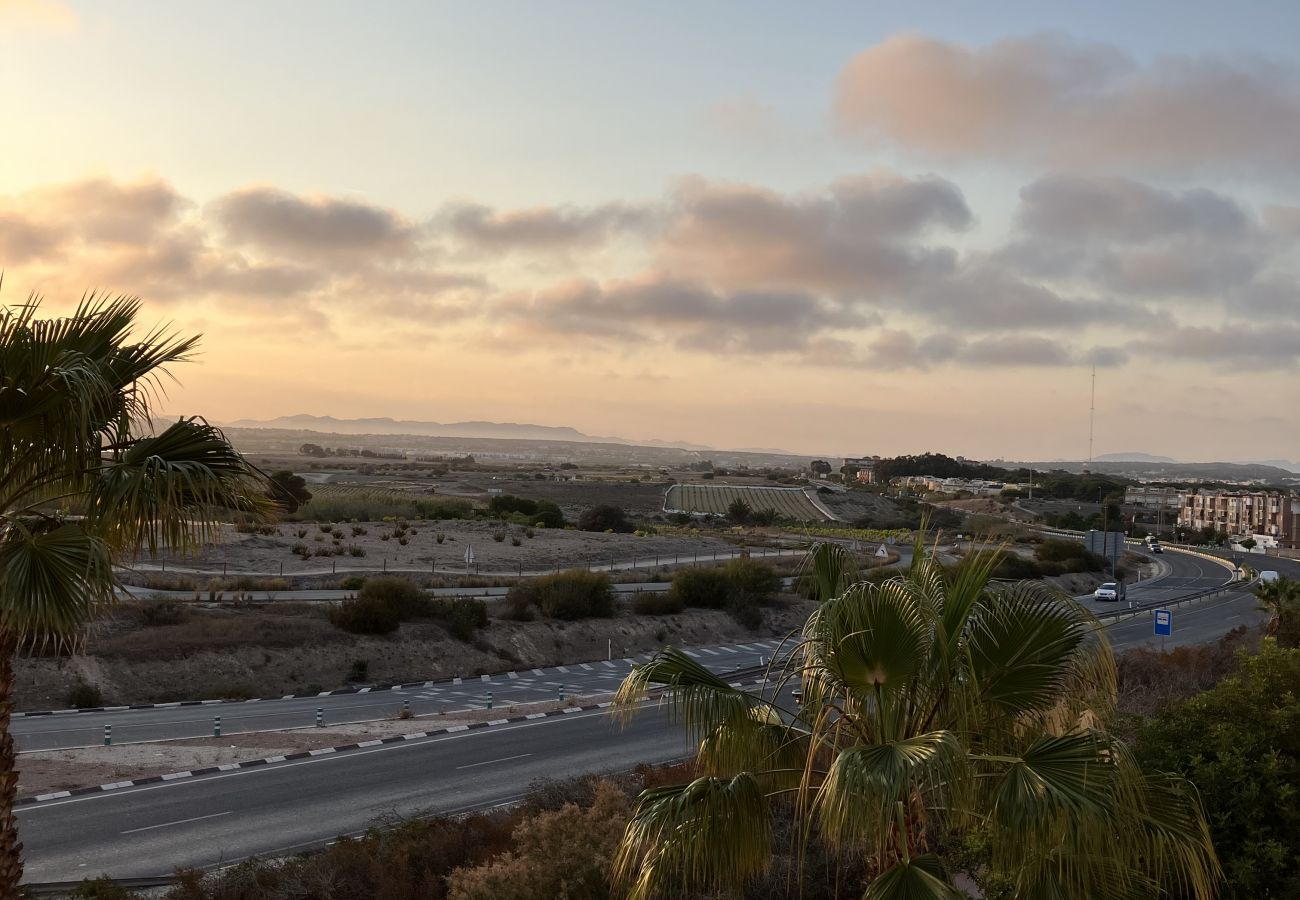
665,483 -> 833,522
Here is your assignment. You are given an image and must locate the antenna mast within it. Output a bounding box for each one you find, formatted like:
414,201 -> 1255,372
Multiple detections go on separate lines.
1086,365 -> 1096,472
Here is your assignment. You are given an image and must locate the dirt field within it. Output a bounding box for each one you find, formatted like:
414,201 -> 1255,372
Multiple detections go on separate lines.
134,519 -> 758,577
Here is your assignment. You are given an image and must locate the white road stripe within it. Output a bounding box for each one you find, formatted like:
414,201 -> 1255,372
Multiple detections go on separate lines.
121,810 -> 231,835
456,753 -> 531,770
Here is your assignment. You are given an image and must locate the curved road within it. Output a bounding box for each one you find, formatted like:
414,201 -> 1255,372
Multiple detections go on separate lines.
18,546 -> 1260,884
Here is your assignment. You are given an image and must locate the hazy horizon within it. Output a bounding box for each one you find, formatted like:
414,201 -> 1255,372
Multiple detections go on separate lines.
4,1 -> 1300,461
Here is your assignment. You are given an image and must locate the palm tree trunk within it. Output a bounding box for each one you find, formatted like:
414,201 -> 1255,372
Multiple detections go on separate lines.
0,631 -> 23,897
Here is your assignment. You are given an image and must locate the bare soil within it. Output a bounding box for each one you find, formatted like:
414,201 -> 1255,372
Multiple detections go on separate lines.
132,519 -> 753,578
15,600 -> 816,711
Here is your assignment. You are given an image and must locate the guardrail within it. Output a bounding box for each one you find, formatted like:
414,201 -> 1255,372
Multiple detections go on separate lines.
1092,578 -> 1257,624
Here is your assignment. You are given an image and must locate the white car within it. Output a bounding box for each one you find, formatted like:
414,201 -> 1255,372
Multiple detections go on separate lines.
1094,582 -> 1125,602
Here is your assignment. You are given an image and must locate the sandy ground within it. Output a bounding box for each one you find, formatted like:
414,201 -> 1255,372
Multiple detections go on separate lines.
130,520 -> 760,578
18,693 -> 615,797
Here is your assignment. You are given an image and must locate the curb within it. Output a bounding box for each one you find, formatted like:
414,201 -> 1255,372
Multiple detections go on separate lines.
17,680 -> 763,807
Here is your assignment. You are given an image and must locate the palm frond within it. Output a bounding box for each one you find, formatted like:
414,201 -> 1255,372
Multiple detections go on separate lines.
614,774 -> 771,900
816,731 -> 964,850
613,647 -> 768,745
0,520 -> 114,646
863,854 -> 963,900
87,417 -> 273,556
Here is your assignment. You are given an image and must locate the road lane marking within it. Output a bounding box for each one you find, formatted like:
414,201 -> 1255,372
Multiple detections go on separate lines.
456,753 -> 532,770
121,810 -> 231,834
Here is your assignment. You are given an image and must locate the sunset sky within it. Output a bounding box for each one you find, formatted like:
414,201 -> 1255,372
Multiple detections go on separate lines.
3,1 -> 1300,461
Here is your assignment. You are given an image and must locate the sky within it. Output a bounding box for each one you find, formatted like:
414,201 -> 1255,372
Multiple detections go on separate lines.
3,1 -> 1300,461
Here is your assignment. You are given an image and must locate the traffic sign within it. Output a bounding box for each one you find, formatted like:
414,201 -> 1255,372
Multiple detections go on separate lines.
1153,609 -> 1172,637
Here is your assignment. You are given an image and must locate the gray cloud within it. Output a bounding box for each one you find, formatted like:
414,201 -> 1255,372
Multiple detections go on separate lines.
440,201 -> 653,254
1130,322 -> 1300,370
1000,175 -> 1271,299
214,187 -> 417,257
834,34 -> 1300,174
657,173 -> 969,296
496,276 -> 877,354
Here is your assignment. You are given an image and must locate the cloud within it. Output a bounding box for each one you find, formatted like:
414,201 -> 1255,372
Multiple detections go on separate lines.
494,275 -> 876,354
0,177 -> 477,331
657,172 -> 969,296
0,0 -> 76,33
1130,322 -> 1300,370
907,263 -> 1156,330
214,187 -> 417,258
846,329 -> 1123,371
1000,175 -> 1272,299
440,201 -> 652,254
833,34 -> 1300,174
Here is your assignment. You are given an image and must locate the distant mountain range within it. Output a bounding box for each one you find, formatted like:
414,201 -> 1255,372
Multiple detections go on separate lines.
223,414 -> 750,454
1093,452 -> 1177,463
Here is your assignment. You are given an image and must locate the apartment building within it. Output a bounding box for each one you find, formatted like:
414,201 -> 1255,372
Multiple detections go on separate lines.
1178,490 -> 1300,547
1124,485 -> 1181,510
841,457 -> 877,484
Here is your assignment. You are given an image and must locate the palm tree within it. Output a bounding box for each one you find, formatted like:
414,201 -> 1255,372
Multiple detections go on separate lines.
0,294 -> 272,892
1255,576 -> 1300,647
612,539 -> 1219,900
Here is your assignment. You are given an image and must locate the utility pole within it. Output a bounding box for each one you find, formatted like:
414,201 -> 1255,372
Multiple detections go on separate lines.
1085,365 -> 1096,473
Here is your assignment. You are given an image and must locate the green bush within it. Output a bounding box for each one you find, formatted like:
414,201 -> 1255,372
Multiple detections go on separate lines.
507,570 -> 614,620
576,505 -> 633,534
632,592 -> 685,616
330,594 -> 401,634
669,567 -> 731,609
340,575 -> 366,591
66,681 -> 102,709
992,554 -> 1044,580
430,597 -> 490,641
347,659 -> 370,682
358,577 -> 431,619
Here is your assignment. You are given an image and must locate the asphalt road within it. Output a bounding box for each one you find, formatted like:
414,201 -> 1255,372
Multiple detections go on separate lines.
14,639 -> 788,752
18,546 -> 1252,884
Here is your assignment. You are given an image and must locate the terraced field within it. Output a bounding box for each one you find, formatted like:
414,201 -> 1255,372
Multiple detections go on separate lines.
665,484 -> 833,522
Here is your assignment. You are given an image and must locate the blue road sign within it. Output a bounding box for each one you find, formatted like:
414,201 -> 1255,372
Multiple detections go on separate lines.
1154,609 -> 1173,637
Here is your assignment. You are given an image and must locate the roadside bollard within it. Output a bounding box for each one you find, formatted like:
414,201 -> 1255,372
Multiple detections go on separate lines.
213,716 -> 221,737
402,699 -> 410,715
559,685 -> 565,703
316,708 -> 324,728
104,725 -> 111,746
487,691 -> 493,709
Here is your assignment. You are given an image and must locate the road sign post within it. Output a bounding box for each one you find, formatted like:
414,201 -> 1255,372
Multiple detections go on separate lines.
1154,608 -> 1173,652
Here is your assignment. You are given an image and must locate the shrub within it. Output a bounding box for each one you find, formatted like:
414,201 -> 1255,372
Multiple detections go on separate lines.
436,532 -> 446,544
347,659 -> 370,682
348,545 -> 366,557
296,528 -> 308,539
992,554 -> 1043,580
358,577 -> 430,619
139,596 -> 187,627
319,524 -> 334,534
340,575 -> 366,591
577,505 -> 633,534
669,567 -> 731,609
493,531 -> 506,543
446,781 -> 628,900
66,681 -> 102,709
398,536 -> 409,546
632,592 -> 684,616
489,494 -> 538,517
351,524 -> 368,536
329,594 -> 401,635
430,597 -> 489,641
507,570 -> 614,620
510,535 -> 522,547
726,498 -> 752,525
